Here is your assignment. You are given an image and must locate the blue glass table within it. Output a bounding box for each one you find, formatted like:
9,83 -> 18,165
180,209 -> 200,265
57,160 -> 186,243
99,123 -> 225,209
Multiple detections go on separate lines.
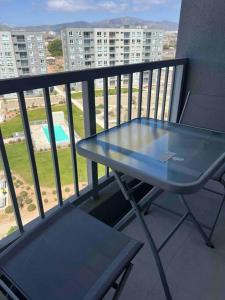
77,118 -> 225,300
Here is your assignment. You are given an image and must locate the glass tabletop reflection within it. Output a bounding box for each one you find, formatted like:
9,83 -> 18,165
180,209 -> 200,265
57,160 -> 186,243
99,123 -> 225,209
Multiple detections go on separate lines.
77,118 -> 225,193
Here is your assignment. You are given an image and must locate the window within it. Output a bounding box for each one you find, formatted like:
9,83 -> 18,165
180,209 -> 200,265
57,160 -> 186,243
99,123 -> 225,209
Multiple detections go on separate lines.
97,32 -> 102,37
37,35 -> 43,41
69,39 -> 74,45
5,52 -> 12,57
17,35 -> 25,42
69,31 -> 73,37
1,34 -> 9,41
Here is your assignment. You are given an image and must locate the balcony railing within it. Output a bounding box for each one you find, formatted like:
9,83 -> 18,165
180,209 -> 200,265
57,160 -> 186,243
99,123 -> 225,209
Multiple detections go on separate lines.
0,58 -> 188,249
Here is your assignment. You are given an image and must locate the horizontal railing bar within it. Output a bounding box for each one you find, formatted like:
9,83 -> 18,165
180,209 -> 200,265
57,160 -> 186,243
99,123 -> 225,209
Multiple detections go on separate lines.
65,83 -> 80,197
17,91 -> 45,218
0,130 -> 24,233
0,59 -> 188,95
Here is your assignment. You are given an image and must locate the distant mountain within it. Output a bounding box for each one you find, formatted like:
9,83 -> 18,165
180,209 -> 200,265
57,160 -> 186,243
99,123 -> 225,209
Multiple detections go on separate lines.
0,17 -> 178,33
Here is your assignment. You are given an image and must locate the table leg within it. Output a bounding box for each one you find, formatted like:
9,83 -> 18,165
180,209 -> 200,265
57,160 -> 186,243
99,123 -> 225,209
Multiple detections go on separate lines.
113,170 -> 172,300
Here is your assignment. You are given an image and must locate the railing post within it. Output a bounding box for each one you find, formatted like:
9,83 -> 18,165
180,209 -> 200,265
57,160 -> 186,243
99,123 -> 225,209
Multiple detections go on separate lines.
169,63 -> 187,123
82,80 -> 98,189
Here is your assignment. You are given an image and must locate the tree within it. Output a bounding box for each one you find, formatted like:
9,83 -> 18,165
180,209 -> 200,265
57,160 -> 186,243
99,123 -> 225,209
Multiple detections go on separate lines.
48,39 -> 63,57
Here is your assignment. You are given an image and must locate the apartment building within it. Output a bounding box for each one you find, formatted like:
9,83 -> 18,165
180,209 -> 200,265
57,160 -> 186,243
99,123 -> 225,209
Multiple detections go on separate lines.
0,30 -> 47,80
0,31 -> 18,79
61,26 -> 164,86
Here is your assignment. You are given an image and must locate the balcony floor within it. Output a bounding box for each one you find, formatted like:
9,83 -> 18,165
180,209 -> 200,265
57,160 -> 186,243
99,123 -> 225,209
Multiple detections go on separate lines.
115,182 -> 225,300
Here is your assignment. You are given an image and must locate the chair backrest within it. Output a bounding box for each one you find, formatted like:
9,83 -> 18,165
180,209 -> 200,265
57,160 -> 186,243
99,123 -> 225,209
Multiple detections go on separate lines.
179,91 -> 225,133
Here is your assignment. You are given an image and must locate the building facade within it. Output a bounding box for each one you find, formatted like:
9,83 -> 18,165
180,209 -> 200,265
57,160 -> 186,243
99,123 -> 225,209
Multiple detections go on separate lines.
0,30 -> 47,80
61,26 -> 164,87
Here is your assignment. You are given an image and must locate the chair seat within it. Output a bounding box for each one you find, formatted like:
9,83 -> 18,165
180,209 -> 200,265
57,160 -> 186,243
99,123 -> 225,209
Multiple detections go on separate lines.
0,205 -> 142,300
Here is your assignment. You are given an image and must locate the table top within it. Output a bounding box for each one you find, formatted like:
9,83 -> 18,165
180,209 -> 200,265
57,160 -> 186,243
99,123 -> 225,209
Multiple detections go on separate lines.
77,118 -> 225,194
0,205 -> 142,300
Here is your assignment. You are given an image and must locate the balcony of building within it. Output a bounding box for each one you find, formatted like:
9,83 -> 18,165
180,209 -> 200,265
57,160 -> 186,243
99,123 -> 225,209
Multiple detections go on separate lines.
0,1 -> 225,299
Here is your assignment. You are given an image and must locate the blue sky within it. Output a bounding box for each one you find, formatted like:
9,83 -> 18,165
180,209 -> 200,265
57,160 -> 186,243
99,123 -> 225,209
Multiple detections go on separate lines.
0,0 -> 182,26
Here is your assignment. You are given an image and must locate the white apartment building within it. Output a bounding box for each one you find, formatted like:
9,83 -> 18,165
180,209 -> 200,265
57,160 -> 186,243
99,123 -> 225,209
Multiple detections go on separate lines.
0,31 -> 18,79
61,26 -> 164,87
0,30 -> 47,80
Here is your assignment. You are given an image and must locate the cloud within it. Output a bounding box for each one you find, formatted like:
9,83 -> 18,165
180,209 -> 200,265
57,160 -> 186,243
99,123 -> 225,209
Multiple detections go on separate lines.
46,0 -> 168,13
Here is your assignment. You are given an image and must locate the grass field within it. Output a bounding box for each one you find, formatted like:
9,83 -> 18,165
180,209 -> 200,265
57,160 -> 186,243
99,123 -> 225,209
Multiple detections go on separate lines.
0,104 -> 105,187
72,87 -> 139,99
1,104 -> 103,139
2,142 -> 104,187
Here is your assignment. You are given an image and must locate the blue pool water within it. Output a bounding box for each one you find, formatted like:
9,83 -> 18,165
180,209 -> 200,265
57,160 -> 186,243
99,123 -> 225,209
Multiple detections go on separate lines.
42,124 -> 69,143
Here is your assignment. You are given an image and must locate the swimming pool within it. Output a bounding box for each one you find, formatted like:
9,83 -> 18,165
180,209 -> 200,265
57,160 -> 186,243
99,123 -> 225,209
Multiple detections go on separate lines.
42,124 -> 69,143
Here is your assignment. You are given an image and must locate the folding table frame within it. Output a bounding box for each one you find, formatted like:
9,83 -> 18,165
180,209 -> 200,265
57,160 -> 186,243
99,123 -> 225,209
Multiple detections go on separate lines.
112,170 -> 220,300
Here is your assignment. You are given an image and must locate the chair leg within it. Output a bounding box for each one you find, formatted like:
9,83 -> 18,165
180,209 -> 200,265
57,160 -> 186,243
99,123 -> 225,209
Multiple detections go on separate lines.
179,195 -> 214,248
208,183 -> 225,242
112,263 -> 133,300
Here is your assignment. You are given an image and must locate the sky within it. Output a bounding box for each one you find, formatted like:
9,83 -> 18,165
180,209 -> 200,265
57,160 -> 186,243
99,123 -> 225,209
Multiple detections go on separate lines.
0,0 -> 182,27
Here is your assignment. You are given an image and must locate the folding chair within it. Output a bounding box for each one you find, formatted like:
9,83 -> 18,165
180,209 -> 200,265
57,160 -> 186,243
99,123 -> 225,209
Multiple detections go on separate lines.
178,91 -> 225,241
144,92 -> 225,244
0,205 -> 143,300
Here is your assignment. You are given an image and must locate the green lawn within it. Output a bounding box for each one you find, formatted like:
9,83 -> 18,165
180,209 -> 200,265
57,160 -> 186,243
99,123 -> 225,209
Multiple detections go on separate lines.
1,142 -> 104,187
72,87 -> 139,99
0,104 -> 105,187
1,104 -> 102,139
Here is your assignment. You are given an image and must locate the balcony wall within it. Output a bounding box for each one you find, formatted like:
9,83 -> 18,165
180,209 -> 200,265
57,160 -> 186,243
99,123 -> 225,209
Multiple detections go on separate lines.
176,0 -> 225,98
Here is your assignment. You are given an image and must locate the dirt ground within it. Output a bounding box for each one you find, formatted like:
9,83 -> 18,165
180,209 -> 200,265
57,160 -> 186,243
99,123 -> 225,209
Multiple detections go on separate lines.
0,173 -> 87,239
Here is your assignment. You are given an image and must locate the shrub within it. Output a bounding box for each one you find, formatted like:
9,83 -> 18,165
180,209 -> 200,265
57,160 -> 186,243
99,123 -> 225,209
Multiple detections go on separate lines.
5,206 -> 13,214
20,191 -> 28,198
42,191 -> 47,195
44,198 -> 48,203
27,204 -> 36,212
54,198 -> 57,202
25,198 -> 32,205
65,187 -> 70,193
7,226 -> 17,236
96,109 -> 101,114
52,190 -> 56,195
26,186 -> 31,191
97,104 -> 104,109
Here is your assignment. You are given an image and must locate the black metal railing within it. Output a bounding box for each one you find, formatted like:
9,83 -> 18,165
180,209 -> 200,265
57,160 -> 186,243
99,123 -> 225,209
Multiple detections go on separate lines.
0,58 -> 188,247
